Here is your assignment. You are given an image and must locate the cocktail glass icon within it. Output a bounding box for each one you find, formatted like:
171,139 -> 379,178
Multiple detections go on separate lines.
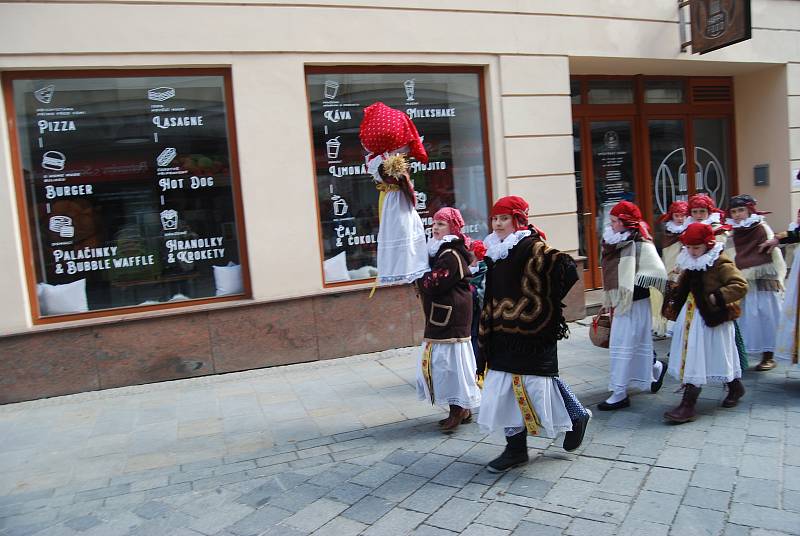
326,137 -> 341,160
324,80 -> 340,100
49,215 -> 74,238
160,209 -> 178,231
42,151 -> 66,171
415,191 -> 427,211
404,79 -> 416,102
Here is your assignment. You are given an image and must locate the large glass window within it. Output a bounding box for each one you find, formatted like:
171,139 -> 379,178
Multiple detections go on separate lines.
306,69 -> 491,284
6,70 -> 248,319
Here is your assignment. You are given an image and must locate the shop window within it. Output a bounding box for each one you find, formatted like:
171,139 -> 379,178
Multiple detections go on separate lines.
644,80 -> 685,103
305,68 -> 491,285
4,70 -> 248,320
587,80 -> 634,104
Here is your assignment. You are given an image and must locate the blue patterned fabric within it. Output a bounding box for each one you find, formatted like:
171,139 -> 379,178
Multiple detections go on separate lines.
554,377 -> 590,421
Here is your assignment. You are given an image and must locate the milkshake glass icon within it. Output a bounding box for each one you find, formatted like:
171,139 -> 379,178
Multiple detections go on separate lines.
326,137 -> 341,160
324,80 -> 340,100
404,79 -> 416,102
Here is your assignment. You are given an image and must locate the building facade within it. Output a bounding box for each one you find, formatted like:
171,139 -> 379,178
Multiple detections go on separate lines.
1,0 -> 798,403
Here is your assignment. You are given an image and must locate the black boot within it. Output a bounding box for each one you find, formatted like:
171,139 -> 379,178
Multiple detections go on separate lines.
487,431 -> 528,473
563,409 -> 592,452
722,378 -> 745,408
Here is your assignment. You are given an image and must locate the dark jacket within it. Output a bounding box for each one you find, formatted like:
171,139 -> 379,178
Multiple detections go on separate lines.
478,229 -> 578,376
417,239 -> 473,342
662,253 -> 748,327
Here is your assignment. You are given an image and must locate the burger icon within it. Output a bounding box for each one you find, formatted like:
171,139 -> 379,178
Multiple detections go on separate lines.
42,151 -> 66,171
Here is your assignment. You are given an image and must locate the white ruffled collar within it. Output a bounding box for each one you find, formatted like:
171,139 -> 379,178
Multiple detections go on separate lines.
602,227 -> 631,245
676,242 -> 724,271
427,235 -> 458,257
484,230 -> 531,261
789,222 -> 799,232
726,214 -> 763,229
664,220 -> 689,235
687,212 -> 721,226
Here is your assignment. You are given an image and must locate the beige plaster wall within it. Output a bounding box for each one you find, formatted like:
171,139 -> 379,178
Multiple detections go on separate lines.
0,0 -> 798,334
734,66 -> 792,229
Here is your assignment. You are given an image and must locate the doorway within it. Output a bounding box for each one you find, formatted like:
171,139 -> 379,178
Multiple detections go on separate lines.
572,76 -> 736,289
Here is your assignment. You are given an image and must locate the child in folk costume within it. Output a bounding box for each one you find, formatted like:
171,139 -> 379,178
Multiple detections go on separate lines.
758,208 -> 800,374
652,201 -> 690,338
477,196 -> 591,473
599,201 -> 669,411
686,193 -> 727,235
726,194 -> 786,371
416,208 -> 482,431
662,223 -> 748,423
359,102 -> 430,285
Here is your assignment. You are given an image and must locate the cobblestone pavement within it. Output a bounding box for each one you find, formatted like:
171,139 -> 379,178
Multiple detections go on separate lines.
1,323 -> 799,536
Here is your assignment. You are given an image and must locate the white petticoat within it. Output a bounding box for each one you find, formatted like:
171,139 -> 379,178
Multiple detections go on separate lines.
477,370 -> 573,438
377,190 -> 430,284
776,251 -> 800,362
609,298 -> 655,393
668,303 -> 741,385
738,286 -> 781,354
416,341 -> 481,409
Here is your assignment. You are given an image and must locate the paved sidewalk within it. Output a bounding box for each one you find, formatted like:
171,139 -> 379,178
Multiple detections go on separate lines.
0,323 -> 799,536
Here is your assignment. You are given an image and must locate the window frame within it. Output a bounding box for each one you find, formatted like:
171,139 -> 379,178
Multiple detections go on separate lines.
2,67 -> 252,324
304,65 -> 494,289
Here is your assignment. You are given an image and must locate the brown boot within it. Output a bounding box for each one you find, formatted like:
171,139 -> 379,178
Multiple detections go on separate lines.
439,405 -> 456,426
755,351 -> 776,371
722,378 -> 745,408
441,406 -> 468,431
664,384 -> 701,424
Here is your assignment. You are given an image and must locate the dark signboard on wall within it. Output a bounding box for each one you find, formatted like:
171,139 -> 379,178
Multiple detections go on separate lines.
690,0 -> 752,54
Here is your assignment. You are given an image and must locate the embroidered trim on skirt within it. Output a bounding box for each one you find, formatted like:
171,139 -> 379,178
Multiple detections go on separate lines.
668,301 -> 741,385
416,341 -> 481,409
477,370 -> 572,438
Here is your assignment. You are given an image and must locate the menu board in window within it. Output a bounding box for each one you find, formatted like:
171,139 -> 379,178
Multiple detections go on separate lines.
306,69 -> 491,284
6,70 -> 248,318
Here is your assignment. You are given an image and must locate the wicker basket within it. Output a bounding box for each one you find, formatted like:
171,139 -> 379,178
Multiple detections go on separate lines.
589,311 -> 612,349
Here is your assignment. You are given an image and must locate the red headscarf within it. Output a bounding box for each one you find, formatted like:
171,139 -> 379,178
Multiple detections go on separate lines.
433,207 -> 471,248
659,200 -> 689,223
470,240 -> 486,261
359,102 -> 428,164
687,193 -> 725,216
610,201 -> 652,240
491,196 -> 547,239
680,222 -> 716,249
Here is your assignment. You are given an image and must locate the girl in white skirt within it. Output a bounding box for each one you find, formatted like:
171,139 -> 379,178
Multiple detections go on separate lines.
653,201 -> 690,338
476,196 -> 591,473
416,207 -> 481,431
599,201 -> 668,411
725,195 -> 786,371
662,223 -> 748,423
759,208 -> 800,375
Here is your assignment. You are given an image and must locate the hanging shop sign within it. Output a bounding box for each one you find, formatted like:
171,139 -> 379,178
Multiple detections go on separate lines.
690,0 -> 752,54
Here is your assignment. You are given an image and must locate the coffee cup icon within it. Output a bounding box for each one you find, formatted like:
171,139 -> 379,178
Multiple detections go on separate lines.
42,151 -> 66,171
332,195 -> 348,217
326,137 -> 341,160
324,80 -> 340,100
